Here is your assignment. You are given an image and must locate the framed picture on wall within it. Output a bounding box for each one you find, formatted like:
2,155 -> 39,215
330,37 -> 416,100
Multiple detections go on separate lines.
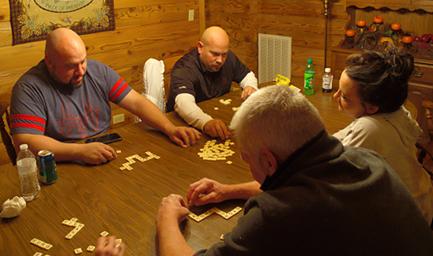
9,0 -> 115,45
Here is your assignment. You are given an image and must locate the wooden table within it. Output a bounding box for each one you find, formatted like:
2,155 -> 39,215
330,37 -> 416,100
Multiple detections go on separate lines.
0,88 -> 351,255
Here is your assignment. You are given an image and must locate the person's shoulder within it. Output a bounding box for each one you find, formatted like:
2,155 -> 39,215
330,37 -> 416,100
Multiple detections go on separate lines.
250,184 -> 325,218
86,59 -> 109,70
349,116 -> 383,136
174,49 -> 198,68
172,49 -> 201,77
14,61 -> 46,90
227,50 -> 237,58
86,59 -> 117,78
225,50 -> 240,63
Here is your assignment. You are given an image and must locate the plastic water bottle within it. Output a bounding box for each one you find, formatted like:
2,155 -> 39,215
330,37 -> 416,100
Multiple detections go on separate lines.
16,144 -> 40,201
304,58 -> 315,95
322,67 -> 333,93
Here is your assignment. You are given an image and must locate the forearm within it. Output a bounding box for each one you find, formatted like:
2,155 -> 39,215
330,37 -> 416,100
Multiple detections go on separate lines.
13,134 -> 82,162
174,94 -> 212,131
239,71 -> 258,89
119,90 -> 175,135
223,181 -> 262,200
157,217 -> 194,256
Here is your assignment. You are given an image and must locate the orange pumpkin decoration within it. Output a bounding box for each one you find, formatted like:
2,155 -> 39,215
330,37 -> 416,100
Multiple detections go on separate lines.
401,35 -> 414,44
345,29 -> 356,37
391,23 -> 401,31
356,20 -> 366,27
373,16 -> 384,24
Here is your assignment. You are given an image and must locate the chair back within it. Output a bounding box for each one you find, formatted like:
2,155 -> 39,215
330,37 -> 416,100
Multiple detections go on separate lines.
161,55 -> 183,100
0,102 -> 17,165
409,91 -> 433,176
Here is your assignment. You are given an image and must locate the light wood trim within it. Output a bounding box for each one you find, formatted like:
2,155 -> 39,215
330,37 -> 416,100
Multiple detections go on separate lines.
199,0 -> 206,34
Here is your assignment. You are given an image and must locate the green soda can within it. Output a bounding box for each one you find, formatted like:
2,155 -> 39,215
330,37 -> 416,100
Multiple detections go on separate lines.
37,150 -> 58,184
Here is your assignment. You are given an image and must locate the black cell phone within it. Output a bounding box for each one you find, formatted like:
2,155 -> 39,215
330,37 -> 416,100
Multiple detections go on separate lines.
85,133 -> 122,144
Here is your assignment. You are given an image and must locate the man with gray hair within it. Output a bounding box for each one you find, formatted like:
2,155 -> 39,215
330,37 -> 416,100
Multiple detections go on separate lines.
157,85 -> 433,256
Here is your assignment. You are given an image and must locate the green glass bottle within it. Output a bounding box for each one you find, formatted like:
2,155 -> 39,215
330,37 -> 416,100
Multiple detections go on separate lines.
304,58 -> 315,96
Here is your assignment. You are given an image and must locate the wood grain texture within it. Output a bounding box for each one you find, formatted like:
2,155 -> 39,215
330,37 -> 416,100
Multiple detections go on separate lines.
206,0 -> 346,87
0,0 -> 200,101
206,0 -> 433,88
0,0 -> 201,155
0,89 -> 351,255
206,0 -> 259,73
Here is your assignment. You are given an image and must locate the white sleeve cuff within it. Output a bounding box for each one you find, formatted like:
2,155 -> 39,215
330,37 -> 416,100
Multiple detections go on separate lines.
174,93 -> 213,131
240,71 -> 258,89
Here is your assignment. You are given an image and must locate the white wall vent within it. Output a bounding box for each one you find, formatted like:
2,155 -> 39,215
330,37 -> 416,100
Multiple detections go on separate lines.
258,33 -> 292,84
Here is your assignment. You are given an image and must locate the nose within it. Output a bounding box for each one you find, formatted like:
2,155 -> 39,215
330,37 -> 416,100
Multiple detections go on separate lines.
76,63 -> 85,76
215,55 -> 223,64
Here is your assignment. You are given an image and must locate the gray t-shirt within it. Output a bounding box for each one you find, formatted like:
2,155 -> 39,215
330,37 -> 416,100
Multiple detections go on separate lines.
10,59 -> 131,141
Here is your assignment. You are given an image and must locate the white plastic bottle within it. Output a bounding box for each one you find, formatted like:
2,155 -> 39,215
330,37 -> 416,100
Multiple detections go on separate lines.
322,67 -> 333,93
16,144 -> 40,201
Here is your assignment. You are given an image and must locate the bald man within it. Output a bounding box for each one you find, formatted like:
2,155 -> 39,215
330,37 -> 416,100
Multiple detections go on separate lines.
10,28 -> 200,165
166,26 -> 258,140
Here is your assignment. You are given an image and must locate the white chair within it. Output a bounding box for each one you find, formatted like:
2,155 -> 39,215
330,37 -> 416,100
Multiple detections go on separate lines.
143,58 -> 166,112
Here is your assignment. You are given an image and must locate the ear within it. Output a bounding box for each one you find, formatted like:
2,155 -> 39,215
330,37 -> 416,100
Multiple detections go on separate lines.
197,41 -> 204,55
258,148 -> 279,177
365,103 -> 379,115
44,53 -> 53,69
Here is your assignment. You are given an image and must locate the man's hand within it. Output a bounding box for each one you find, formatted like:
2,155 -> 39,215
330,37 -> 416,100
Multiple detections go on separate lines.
157,194 -> 190,224
166,126 -> 201,148
77,143 -> 117,165
95,236 -> 125,256
203,119 -> 231,140
187,178 -> 229,206
241,86 -> 257,100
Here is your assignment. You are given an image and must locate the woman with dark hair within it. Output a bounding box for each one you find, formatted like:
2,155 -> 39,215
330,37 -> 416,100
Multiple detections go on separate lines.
333,50 -> 433,225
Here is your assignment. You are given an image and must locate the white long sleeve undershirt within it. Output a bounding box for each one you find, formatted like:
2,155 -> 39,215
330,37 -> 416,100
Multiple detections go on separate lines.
240,71 -> 258,90
174,93 -> 213,131
174,71 -> 258,131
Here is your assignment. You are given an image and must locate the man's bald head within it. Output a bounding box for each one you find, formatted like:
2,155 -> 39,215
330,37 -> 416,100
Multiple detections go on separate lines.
197,26 -> 230,72
200,26 -> 229,47
44,28 -> 87,86
45,28 -> 86,59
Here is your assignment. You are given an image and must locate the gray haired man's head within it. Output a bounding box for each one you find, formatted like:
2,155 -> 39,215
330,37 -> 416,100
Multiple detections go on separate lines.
230,85 -> 325,162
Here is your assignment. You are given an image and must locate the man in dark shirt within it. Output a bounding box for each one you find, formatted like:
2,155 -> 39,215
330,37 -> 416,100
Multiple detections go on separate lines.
167,26 -> 258,140
157,86 -> 433,256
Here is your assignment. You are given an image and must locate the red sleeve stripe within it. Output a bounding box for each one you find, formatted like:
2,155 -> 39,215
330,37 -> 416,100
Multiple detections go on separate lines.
109,77 -> 125,98
11,114 -> 46,125
110,82 -> 129,102
11,122 -> 45,132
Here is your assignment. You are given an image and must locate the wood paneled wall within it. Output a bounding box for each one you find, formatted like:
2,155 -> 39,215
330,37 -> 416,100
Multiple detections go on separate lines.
206,0 -> 350,86
205,1 -> 260,73
206,0 -> 433,87
0,0 -> 201,102
0,0 -> 201,164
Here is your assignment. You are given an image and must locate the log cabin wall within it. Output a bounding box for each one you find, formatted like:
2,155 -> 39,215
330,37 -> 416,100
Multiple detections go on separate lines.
205,1 -> 260,74
0,0 -> 201,164
0,0 -> 201,102
206,0 -> 350,86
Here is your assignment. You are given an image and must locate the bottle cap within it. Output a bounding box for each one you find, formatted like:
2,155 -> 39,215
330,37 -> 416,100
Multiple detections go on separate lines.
307,58 -> 313,64
325,67 -> 331,73
19,144 -> 28,150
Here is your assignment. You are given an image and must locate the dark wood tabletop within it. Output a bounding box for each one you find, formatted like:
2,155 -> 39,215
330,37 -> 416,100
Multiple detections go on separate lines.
0,87 -> 351,255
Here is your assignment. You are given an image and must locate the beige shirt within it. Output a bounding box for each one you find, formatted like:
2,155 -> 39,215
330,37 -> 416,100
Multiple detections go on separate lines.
334,107 -> 433,224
